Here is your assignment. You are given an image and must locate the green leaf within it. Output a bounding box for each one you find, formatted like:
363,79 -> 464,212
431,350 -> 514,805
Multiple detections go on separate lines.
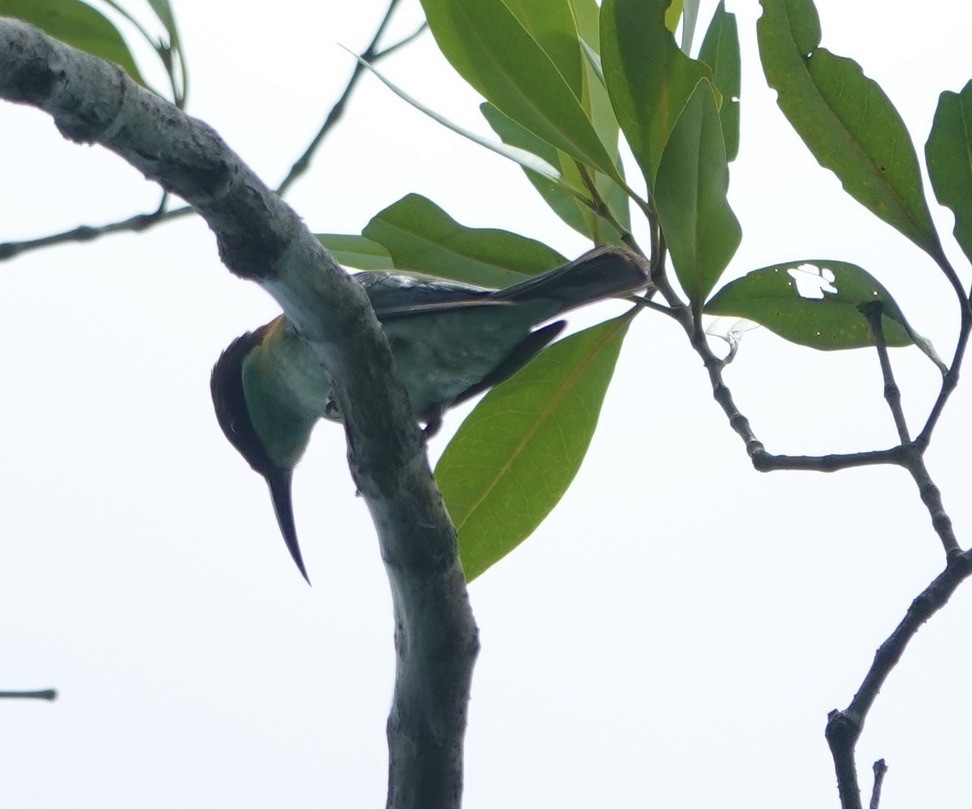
600,0 -> 712,189
436,314 -> 634,582
419,0 -> 621,181
575,11 -> 632,238
705,261 -> 942,366
144,0 -> 177,39
655,80 -> 741,308
0,0 -> 145,85
481,104 -> 597,239
665,0 -> 685,33
351,52 -> 570,188
362,194 -> 566,287
144,0 -> 187,104
757,0 -> 943,261
315,234 -> 393,271
926,80 -> 972,266
698,2 -> 740,161
500,0 -> 584,98
481,103 -> 628,245
570,0 -> 600,46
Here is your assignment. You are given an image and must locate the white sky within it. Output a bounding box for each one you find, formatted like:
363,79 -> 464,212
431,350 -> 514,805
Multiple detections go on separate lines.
2,1 -> 971,807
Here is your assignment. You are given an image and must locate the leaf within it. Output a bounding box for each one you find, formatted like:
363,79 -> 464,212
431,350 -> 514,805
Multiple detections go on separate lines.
499,0 -> 584,98
757,0 -> 943,261
705,260 -> 944,369
144,0 -> 187,103
0,0 -> 146,85
926,81 -> 972,266
698,2 -> 740,161
362,194 -> 566,287
665,0 -> 685,33
480,104 -> 599,240
144,0 -> 177,34
418,0 -> 621,181
575,13 -> 632,238
315,234 -> 393,271
655,80 -> 741,308
569,0 -> 600,47
481,103 -> 628,245
436,314 -> 634,582
600,0 -> 713,189
350,52 -> 570,189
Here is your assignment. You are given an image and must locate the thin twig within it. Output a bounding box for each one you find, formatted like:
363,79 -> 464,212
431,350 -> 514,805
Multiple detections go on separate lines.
276,2 -> 420,196
0,689 -> 57,701
0,2 -> 425,263
0,203 -> 186,260
900,445 -> 961,556
869,759 -> 888,809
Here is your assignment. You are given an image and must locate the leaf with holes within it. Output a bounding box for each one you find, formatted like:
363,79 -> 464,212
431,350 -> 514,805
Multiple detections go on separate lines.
757,0 -> 943,261
362,194 -> 565,287
705,261 -> 944,369
436,313 -> 634,582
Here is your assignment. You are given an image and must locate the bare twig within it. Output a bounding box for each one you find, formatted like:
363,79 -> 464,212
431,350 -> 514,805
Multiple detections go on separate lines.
0,199 -> 184,260
0,689 -> 57,701
827,549 -> 972,809
276,2 -> 424,196
0,1 -> 425,263
900,445 -> 961,556
869,759 -> 888,809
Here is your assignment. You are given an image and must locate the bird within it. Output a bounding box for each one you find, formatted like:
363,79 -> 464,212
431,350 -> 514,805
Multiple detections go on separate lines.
211,245 -> 649,582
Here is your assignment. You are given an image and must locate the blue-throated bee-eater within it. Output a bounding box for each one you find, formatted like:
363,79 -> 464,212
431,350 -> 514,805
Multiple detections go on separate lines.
211,245 -> 648,581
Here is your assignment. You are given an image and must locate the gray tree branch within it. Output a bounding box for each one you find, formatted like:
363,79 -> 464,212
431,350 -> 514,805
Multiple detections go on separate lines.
0,1 -> 424,262
0,18 -> 477,809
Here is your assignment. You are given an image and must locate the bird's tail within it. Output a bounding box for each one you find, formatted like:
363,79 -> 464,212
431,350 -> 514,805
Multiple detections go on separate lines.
491,245 -> 649,316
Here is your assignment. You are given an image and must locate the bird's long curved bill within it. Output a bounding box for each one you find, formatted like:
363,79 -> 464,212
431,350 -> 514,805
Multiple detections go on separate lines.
265,468 -> 310,584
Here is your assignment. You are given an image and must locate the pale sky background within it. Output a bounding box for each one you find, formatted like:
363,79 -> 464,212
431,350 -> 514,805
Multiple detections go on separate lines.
2,1 -> 971,807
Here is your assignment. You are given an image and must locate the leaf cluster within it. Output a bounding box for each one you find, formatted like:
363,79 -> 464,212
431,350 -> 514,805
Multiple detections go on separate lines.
318,0 -> 972,583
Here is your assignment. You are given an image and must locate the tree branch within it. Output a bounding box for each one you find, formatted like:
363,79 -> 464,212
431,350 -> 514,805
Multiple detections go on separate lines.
0,689 -> 57,701
0,18 -> 477,808
0,2 -> 425,262
826,549 -> 972,809
869,759 -> 888,809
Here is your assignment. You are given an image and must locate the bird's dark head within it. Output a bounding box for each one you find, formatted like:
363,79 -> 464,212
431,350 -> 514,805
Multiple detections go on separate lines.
211,320 -> 310,583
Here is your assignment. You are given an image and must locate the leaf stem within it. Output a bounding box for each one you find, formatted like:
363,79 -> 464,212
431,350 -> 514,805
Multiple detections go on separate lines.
862,302 -> 910,444
917,254 -> 972,448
